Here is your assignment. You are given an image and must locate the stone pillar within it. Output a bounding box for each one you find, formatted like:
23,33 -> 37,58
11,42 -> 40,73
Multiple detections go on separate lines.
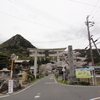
57,51 -> 60,63
68,45 -> 75,81
34,49 -> 37,79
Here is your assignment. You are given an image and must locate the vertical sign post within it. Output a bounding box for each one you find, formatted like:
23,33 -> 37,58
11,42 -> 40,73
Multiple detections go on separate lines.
88,62 -> 95,85
8,53 -> 16,93
34,50 -> 37,79
8,80 -> 13,93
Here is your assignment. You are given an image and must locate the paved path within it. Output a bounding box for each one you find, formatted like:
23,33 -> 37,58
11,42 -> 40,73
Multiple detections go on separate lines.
0,74 -> 100,100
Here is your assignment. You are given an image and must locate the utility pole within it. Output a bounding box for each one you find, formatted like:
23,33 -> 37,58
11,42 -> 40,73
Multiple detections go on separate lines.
85,16 -> 94,65
85,15 -> 96,85
91,37 -> 100,56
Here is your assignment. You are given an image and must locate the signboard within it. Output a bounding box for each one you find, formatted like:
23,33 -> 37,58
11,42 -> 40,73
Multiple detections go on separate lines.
88,62 -> 93,66
8,80 -> 13,93
76,68 -> 91,78
62,67 -> 65,71
89,66 -> 94,71
11,53 -> 17,60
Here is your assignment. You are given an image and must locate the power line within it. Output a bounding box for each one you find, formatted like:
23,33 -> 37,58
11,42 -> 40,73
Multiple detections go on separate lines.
70,0 -> 100,8
9,0 -> 77,31
0,10 -> 87,44
89,0 -> 100,16
31,36 -> 86,43
89,0 -> 100,22
85,37 -> 100,49
76,0 -> 100,38
0,11 -> 70,33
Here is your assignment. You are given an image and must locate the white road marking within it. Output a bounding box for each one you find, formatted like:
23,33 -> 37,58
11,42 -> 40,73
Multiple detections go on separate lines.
46,75 -> 57,84
50,78 -> 53,79
13,80 -> 41,95
0,95 -> 10,98
90,97 -> 100,100
59,83 -> 100,88
54,77 -> 57,83
34,93 -> 41,98
35,95 -> 40,98
45,82 -> 57,84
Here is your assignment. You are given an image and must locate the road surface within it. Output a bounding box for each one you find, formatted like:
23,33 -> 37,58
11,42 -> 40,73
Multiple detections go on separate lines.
0,74 -> 100,100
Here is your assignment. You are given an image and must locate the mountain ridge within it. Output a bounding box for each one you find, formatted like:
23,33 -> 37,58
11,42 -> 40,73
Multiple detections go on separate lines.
0,34 -> 36,58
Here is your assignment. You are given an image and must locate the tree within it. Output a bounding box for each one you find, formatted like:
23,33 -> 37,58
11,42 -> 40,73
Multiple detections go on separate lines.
0,53 -> 9,70
39,63 -> 53,75
58,51 -> 87,69
22,61 -> 30,68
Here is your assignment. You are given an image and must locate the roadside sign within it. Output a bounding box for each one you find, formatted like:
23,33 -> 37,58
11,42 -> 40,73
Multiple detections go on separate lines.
88,62 -> 93,66
11,53 -> 17,60
89,66 -> 94,71
76,68 -> 91,78
8,80 -> 13,93
62,67 -> 65,71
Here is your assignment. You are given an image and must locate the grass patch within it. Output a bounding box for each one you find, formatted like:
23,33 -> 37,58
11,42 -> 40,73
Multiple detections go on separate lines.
31,76 -> 45,82
58,80 -> 67,84
54,74 -> 91,86
54,74 -> 67,84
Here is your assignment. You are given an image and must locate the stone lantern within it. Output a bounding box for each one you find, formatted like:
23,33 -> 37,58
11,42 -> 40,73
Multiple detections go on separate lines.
0,68 -> 10,79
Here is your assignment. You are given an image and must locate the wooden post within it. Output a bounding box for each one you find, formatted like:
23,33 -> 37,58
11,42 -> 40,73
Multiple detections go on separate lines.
10,60 -> 14,80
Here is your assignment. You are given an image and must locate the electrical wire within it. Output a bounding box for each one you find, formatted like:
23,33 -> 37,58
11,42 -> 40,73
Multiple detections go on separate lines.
31,36 -> 87,43
0,11 -> 71,34
0,10 -> 88,44
91,26 -> 100,33
9,0 -> 100,39
9,0 -> 77,31
69,0 -> 100,8
74,0 -> 100,40
85,37 -> 100,49
89,0 -> 100,16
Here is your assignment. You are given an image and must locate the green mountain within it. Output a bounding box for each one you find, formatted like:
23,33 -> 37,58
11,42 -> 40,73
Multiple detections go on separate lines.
0,34 -> 36,59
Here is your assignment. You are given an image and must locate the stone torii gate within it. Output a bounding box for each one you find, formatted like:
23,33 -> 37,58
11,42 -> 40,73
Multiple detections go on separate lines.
28,47 -> 66,79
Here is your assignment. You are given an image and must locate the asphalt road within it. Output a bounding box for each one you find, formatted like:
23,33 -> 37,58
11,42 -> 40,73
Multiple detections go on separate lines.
0,74 -> 100,100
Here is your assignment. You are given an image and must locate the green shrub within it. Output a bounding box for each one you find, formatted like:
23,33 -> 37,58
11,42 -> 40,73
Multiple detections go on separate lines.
55,74 -> 58,79
69,81 -> 78,85
36,75 -> 40,78
28,74 -> 35,81
39,75 -> 44,78
79,81 -> 90,85
45,73 -> 48,76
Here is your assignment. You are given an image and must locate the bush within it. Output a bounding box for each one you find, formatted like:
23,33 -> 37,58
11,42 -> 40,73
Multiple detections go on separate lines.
69,81 -> 78,85
36,75 -> 40,78
68,81 -> 90,85
79,81 -> 90,85
39,74 -> 44,78
28,74 -> 35,82
45,73 -> 48,76
55,74 -> 58,79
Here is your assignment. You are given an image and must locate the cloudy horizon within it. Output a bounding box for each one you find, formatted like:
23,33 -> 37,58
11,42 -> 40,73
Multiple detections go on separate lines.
0,0 -> 100,49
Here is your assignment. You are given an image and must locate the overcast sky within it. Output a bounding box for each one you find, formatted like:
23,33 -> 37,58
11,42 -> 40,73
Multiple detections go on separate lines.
0,0 -> 100,49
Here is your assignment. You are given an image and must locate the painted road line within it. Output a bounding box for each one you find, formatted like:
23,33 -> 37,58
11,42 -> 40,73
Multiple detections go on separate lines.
45,82 -> 57,84
50,77 -> 53,79
34,93 -> 41,98
54,77 -> 57,83
13,80 -> 41,95
34,95 -> 40,98
0,95 -> 9,98
90,97 -> 100,100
